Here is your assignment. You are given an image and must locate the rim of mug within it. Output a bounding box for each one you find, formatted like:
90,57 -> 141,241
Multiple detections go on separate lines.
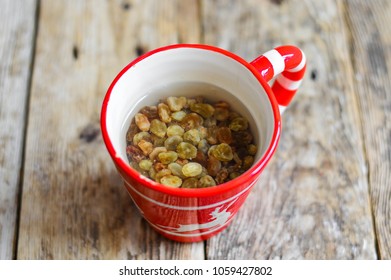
101,44 -> 281,198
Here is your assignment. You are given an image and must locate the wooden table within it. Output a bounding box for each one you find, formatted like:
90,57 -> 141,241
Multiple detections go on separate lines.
0,0 -> 390,260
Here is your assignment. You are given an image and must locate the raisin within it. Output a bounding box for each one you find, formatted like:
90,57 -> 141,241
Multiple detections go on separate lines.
182,162 -> 203,177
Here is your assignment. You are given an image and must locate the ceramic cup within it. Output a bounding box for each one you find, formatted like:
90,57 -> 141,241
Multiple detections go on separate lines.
101,44 -> 306,242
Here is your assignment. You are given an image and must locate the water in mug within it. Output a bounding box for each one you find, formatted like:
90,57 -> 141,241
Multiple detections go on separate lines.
121,81 -> 259,143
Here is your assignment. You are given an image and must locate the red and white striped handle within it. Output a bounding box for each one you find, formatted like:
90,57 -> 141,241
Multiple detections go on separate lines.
250,45 -> 306,113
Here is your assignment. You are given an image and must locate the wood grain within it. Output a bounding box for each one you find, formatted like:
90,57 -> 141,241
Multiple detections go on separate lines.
17,0 -> 204,259
0,0 -> 37,260
345,0 -> 391,259
202,0 -> 376,259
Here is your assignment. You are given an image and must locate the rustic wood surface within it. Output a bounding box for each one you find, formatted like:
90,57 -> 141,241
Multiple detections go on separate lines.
345,0 -> 391,259
0,0 -> 37,259
0,0 -> 389,259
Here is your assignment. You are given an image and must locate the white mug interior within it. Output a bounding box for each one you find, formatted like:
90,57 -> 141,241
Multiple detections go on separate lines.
105,47 -> 276,166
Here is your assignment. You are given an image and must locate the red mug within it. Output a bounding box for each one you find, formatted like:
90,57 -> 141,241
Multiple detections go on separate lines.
101,44 -> 306,242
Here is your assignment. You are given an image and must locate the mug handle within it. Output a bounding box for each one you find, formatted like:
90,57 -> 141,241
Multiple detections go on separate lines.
250,46 -> 306,113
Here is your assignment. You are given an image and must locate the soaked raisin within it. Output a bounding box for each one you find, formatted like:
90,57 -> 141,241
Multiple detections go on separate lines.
233,130 -> 253,145
158,103 -> 171,123
135,113 -> 150,132
133,131 -> 151,145
166,96 -> 187,112
206,125 -> 218,145
160,175 -> 182,188
137,139 -> 153,155
171,111 -> 187,121
140,106 -> 158,119
190,103 -> 215,118
180,113 -> 203,130
164,135 -> 183,151
182,162 -> 203,177
207,156 -> 221,177
158,151 -> 178,164
211,143 -> 233,162
183,129 -> 201,145
198,175 -> 216,188
229,117 -> 248,131
193,150 -> 207,166
167,124 -> 184,137
150,119 -> 167,138
242,155 -> 254,170
126,145 -> 145,163
139,159 -> 153,171
176,142 -> 197,159
215,168 -> 229,184
149,147 -> 167,160
214,107 -> 229,121
155,169 -> 172,183
247,144 -> 257,156
216,127 -> 232,144
181,178 -> 198,188
168,162 -> 186,178
197,139 -> 210,154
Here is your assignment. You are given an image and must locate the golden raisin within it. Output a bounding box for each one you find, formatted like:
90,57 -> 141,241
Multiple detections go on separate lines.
133,132 -> 151,145
198,175 -> 216,188
160,175 -> 182,188
164,135 -> 183,151
229,117 -> 248,131
182,162 -> 203,177
149,147 -> 167,160
158,151 -> 179,164
214,107 -> 229,121
190,103 -> 215,118
158,103 -> 172,123
155,169 -> 172,183
135,113 -> 150,132
183,129 -> 201,145
211,143 -> 233,162
168,162 -> 186,178
166,96 -> 187,112
150,119 -> 167,138
139,159 -> 153,171
181,178 -> 198,188
171,111 -> 187,121
137,139 -> 153,155
176,142 -> 197,159
180,113 -> 203,130
167,124 -> 184,137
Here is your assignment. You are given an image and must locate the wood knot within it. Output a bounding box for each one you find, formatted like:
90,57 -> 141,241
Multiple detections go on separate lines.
72,45 -> 79,60
311,69 -> 318,81
135,45 -> 146,56
79,124 -> 100,143
122,2 -> 132,10
271,0 -> 284,5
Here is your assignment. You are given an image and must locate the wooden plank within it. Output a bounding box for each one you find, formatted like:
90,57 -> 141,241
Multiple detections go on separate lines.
17,0 -> 203,259
0,0 -> 37,259
345,0 -> 391,259
202,0 -> 377,259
